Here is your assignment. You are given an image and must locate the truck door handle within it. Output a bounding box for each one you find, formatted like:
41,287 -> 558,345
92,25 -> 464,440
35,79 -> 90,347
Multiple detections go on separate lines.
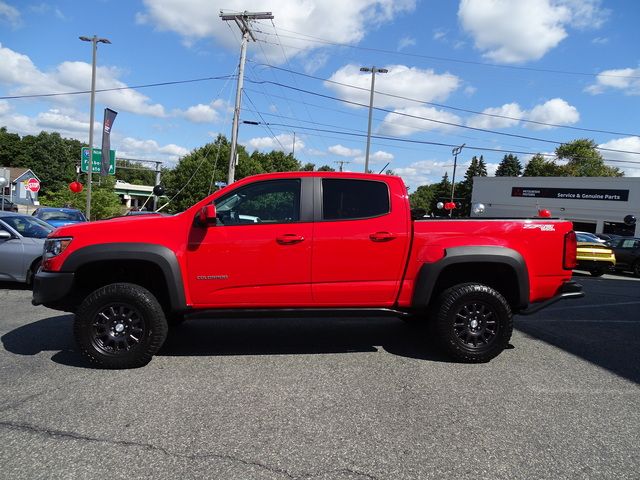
276,234 -> 305,245
369,231 -> 396,242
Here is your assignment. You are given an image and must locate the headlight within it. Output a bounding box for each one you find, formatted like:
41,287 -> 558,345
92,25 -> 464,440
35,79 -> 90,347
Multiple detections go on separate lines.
44,237 -> 73,259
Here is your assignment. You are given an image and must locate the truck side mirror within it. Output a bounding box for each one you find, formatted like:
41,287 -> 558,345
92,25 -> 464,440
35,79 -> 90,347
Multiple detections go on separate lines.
198,204 -> 217,226
0,230 -> 12,240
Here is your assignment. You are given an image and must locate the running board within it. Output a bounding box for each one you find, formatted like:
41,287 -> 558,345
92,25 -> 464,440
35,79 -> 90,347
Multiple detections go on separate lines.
184,307 -> 412,320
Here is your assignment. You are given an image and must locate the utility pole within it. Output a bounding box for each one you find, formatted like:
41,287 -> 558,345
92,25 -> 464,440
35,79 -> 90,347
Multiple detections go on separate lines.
450,144 -> 465,218
334,160 -> 350,172
292,132 -> 295,157
79,35 -> 111,220
360,66 -> 388,173
220,10 -> 273,184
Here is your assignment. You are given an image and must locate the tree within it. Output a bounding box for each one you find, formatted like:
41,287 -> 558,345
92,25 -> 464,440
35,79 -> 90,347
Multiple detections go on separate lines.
409,184 -> 437,212
456,156 -> 488,216
523,154 -> 564,176
495,154 -> 522,176
429,172 -> 453,216
555,139 -> 622,177
39,176 -> 122,220
317,165 -> 336,172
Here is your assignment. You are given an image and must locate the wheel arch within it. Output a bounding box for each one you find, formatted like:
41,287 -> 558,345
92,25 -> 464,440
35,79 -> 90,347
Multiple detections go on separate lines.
411,246 -> 529,311
62,243 -> 186,312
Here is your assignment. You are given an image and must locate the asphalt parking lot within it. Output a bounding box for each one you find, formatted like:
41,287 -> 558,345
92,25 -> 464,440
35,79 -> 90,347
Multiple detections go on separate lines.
1,273 -> 639,479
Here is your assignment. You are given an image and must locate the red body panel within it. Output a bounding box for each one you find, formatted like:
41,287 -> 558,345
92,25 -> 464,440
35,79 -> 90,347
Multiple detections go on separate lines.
48,172 -> 574,310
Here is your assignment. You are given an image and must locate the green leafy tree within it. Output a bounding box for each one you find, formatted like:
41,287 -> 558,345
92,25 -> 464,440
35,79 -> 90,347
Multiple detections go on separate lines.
555,139 -> 623,177
39,177 -> 122,220
495,154 -> 522,176
115,159 -> 156,185
301,162 -> 316,171
317,165 -> 336,172
409,184 -> 437,211
523,154 -> 564,176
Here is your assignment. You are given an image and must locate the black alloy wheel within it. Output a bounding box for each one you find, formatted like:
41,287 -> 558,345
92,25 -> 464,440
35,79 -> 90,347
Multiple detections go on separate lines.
74,283 -> 168,369
433,283 -> 513,363
91,303 -> 146,354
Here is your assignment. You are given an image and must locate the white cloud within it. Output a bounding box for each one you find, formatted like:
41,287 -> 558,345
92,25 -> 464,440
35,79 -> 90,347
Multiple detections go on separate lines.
397,36 -> 416,51
0,99 -> 10,115
329,144 -> 361,157
458,0 -> 608,64
138,0 -> 416,63
378,106 -> 462,136
598,137 -> 640,177
325,64 -> 460,109
433,29 -> 447,41
0,43 -> 166,117
29,3 -> 65,20
526,98 -> 579,129
585,67 -> 640,96
394,160 -> 455,191
0,1 -> 21,28
247,133 -> 302,153
353,150 -> 394,165
467,103 -> 524,129
119,137 -> 189,164
179,99 -> 229,124
466,98 -> 578,130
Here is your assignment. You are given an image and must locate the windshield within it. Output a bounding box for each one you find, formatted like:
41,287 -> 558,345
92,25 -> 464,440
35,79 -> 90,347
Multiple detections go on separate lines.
39,210 -> 86,221
1,215 -> 53,238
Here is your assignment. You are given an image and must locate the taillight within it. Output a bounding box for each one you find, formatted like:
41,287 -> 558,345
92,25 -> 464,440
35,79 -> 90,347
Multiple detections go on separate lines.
563,231 -> 577,269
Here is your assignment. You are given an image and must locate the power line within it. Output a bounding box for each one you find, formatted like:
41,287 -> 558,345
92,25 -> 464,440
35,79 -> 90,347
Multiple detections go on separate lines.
243,78 -> 640,157
252,26 -> 640,80
0,76 -> 234,100
244,120 -> 640,167
252,62 -> 640,137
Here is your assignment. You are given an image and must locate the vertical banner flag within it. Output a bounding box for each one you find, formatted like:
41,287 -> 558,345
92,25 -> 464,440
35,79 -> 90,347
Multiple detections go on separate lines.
100,108 -> 118,176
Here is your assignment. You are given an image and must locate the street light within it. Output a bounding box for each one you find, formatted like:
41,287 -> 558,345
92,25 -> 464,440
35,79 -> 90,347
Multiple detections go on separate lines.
79,35 -> 111,220
360,66 -> 388,174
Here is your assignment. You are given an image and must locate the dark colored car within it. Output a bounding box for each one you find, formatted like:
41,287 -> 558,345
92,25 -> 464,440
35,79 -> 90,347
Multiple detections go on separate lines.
609,237 -> 640,277
32,207 -> 87,228
0,199 -> 19,212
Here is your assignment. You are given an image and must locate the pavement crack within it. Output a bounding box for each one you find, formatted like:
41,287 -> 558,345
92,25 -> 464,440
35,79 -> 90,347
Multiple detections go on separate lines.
0,420 -> 297,478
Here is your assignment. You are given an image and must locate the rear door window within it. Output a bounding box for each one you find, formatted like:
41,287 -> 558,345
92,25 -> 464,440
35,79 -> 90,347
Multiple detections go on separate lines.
322,179 -> 389,220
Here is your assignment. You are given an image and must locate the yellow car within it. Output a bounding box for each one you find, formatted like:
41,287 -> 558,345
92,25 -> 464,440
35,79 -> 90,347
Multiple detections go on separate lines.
575,232 -> 616,276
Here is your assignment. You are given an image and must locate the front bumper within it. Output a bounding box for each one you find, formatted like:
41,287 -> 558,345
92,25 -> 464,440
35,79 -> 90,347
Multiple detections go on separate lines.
32,270 -> 75,311
518,280 -> 584,316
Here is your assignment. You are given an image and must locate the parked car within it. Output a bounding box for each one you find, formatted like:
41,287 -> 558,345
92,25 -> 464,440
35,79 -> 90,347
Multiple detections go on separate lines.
32,207 -> 87,228
0,211 -> 53,284
594,233 -> 621,243
575,232 -> 616,276
575,231 -> 606,244
0,199 -> 19,212
609,237 -> 640,277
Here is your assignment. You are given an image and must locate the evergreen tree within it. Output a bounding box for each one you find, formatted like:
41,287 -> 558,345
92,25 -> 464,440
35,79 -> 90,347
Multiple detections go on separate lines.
429,172 -> 452,216
495,154 -> 522,176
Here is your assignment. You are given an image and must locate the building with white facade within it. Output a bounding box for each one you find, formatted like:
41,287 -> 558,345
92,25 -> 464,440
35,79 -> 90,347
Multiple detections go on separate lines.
470,177 -> 639,236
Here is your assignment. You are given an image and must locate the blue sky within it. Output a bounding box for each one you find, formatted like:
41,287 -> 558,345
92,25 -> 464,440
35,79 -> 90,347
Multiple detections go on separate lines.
1,0 -> 639,190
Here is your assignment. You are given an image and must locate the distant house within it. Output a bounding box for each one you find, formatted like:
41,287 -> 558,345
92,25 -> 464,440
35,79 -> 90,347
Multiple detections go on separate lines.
5,167 -> 41,205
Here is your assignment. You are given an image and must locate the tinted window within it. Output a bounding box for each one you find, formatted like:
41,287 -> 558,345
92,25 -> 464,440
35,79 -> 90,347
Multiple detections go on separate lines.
1,216 -> 52,238
214,179 -> 300,225
322,179 -> 389,220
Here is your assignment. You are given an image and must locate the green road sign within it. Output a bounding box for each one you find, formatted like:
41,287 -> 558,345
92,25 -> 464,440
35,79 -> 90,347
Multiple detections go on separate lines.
81,147 -> 116,174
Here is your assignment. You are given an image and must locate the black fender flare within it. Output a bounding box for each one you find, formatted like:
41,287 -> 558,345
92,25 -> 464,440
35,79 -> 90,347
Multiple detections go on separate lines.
411,246 -> 529,309
62,243 -> 187,311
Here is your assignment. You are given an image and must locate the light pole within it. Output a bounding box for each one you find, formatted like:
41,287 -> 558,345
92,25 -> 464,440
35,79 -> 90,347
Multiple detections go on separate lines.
360,66 -> 388,173
450,144 -> 465,217
79,35 -> 111,220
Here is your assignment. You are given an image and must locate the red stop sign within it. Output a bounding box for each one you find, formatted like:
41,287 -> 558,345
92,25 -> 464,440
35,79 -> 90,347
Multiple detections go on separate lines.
26,178 -> 40,192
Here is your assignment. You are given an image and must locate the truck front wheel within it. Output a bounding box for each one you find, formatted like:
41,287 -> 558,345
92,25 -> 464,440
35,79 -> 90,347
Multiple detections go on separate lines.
433,283 -> 513,363
74,283 -> 168,369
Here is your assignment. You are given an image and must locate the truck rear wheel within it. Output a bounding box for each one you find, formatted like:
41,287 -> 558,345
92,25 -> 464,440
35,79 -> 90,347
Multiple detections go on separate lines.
74,283 -> 168,369
433,283 -> 513,363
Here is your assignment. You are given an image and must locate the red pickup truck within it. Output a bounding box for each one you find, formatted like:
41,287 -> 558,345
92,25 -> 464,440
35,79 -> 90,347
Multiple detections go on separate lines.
32,172 -> 582,368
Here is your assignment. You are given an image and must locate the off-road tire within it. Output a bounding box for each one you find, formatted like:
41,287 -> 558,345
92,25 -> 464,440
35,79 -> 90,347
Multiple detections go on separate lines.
74,283 -> 168,369
433,283 -> 513,363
